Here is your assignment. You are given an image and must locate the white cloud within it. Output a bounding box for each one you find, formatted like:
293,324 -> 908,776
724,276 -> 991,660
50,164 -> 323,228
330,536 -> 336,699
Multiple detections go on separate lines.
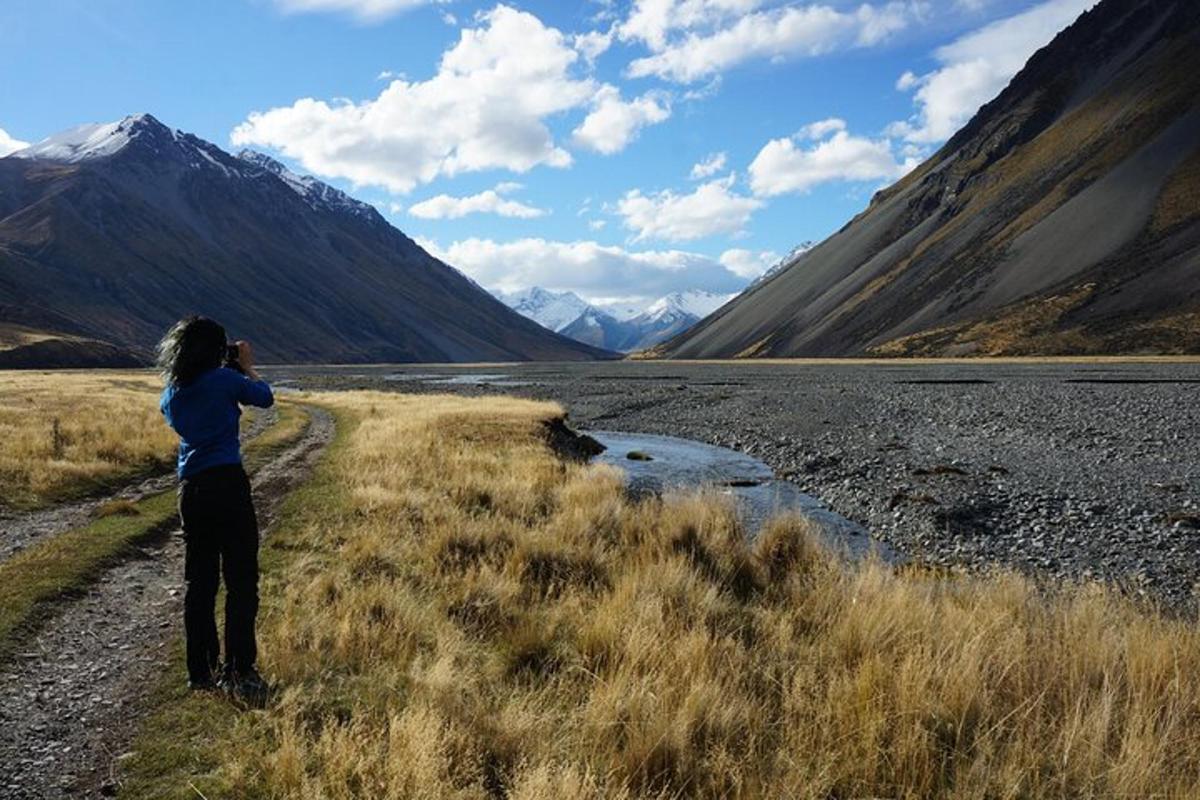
618,0 -> 767,51
588,219 -> 608,230
0,127 -> 29,157
272,0 -> 445,22
419,235 -> 751,302
748,126 -> 915,196
618,173 -> 763,242
408,183 -> 547,219
799,117 -> 846,139
573,28 -> 615,63
889,0 -> 1097,143
440,10 -> 457,25
625,2 -> 922,83
719,248 -> 780,279
572,86 -> 672,155
689,151 -> 727,179
232,6 -> 597,193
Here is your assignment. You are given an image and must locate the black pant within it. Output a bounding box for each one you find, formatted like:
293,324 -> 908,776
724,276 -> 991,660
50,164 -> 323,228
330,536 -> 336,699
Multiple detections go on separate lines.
178,463 -> 259,682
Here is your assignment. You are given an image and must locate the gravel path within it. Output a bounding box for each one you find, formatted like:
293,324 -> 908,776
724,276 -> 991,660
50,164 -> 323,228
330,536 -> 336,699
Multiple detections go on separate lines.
0,408 -> 279,564
281,361 -> 1200,610
0,407 -> 332,800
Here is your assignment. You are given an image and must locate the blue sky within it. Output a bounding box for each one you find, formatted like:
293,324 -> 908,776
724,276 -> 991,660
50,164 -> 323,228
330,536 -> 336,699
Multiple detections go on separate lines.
0,0 -> 1096,306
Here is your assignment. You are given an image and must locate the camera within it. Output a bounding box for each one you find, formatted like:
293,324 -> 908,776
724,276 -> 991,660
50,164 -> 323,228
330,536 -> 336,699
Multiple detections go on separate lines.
224,343 -> 245,374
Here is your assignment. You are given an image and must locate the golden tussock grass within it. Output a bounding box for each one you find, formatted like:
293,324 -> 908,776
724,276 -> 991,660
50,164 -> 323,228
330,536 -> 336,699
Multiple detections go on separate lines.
192,391 -> 1200,800
0,371 -> 177,508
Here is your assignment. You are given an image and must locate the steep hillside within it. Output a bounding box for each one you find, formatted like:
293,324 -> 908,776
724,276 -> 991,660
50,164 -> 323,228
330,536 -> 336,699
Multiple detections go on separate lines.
657,0 -> 1200,358
0,115 -> 610,364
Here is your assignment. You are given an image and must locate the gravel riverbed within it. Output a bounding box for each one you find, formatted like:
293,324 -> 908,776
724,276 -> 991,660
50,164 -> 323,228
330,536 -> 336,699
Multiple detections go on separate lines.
278,361 -> 1200,611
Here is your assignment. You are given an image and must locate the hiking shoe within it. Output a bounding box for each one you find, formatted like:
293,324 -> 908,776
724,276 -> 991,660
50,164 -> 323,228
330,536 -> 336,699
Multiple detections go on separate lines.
223,667 -> 270,707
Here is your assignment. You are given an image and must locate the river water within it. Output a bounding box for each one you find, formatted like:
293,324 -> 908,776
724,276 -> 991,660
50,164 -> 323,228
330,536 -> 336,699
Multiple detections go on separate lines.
587,430 -> 898,563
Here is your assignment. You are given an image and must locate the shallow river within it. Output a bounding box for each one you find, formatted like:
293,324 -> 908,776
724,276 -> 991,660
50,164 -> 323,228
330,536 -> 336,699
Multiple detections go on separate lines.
588,430 -> 898,563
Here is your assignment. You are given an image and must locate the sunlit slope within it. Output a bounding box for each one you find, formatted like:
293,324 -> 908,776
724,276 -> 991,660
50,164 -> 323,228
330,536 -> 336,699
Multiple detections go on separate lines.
658,0 -> 1200,358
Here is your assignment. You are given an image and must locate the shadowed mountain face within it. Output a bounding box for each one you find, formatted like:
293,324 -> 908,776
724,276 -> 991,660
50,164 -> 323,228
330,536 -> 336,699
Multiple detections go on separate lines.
658,0 -> 1200,359
0,114 -> 611,365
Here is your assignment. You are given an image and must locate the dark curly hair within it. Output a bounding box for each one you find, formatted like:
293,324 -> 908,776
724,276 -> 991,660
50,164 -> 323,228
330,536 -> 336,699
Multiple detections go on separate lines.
157,315 -> 227,386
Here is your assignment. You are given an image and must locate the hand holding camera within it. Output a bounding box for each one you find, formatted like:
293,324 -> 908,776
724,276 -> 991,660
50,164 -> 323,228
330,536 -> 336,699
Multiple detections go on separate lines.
224,340 -> 259,380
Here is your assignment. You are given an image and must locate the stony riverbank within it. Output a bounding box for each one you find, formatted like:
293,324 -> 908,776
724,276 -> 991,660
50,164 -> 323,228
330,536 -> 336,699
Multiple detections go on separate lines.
279,361 -> 1200,610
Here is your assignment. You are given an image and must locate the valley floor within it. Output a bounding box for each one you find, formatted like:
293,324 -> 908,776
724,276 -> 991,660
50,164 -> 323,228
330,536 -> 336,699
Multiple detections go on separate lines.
280,359 -> 1200,610
2,371 -> 1198,797
117,386 -> 1200,798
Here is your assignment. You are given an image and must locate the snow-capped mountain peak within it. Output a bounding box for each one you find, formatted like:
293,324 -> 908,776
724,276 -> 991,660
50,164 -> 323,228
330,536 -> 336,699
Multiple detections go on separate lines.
497,286 -> 735,352
643,290 -> 732,321
11,113 -> 174,163
751,241 -> 816,287
492,287 -> 592,333
9,117 -> 377,221
236,150 -> 376,219
11,113 -> 251,180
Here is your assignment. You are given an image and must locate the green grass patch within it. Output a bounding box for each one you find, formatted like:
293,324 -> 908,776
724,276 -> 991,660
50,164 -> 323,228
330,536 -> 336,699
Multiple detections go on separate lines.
117,405 -> 353,800
0,489 -> 179,652
2,457 -> 175,514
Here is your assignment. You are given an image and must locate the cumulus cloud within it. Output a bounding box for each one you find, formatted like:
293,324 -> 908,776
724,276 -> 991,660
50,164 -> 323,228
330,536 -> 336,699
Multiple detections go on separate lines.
889,0 -> 1097,143
233,6 -> 601,193
418,236 -> 751,303
272,0 -> 445,22
618,173 -> 763,242
748,125 -> 916,196
625,2 -> 922,83
719,248 -> 780,279
689,151 -> 727,179
408,183 -> 547,219
0,127 -> 29,157
572,86 -> 671,155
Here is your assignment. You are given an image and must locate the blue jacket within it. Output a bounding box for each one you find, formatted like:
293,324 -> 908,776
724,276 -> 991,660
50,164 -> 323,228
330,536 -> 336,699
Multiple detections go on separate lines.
160,367 -> 275,479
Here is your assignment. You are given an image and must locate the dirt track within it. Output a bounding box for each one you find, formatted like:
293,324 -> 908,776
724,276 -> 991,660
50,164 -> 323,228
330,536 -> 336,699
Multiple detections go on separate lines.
0,407 -> 332,800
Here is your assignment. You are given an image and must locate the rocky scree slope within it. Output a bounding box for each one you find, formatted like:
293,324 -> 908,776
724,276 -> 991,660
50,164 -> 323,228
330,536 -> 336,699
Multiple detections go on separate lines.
656,0 -> 1200,358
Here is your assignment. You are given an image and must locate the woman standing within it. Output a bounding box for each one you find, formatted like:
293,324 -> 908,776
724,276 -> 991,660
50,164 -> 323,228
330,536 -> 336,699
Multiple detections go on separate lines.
157,316 -> 274,701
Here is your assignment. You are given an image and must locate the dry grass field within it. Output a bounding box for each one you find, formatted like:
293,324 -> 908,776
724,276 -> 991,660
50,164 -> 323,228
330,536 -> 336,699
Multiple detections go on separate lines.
129,391 -> 1200,799
0,371 -> 177,508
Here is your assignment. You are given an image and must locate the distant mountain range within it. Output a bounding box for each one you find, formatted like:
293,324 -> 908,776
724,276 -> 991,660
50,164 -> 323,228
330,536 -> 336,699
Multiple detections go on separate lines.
657,0 -> 1200,358
495,287 -> 732,352
0,114 -> 610,366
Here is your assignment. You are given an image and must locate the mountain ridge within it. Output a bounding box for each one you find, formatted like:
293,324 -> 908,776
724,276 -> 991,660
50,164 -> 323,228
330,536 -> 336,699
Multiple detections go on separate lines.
0,114 -> 612,365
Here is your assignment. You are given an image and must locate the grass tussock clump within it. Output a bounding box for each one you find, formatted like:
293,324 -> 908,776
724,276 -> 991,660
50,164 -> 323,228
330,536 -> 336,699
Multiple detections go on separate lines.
206,392 -> 1200,799
0,371 -> 177,508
